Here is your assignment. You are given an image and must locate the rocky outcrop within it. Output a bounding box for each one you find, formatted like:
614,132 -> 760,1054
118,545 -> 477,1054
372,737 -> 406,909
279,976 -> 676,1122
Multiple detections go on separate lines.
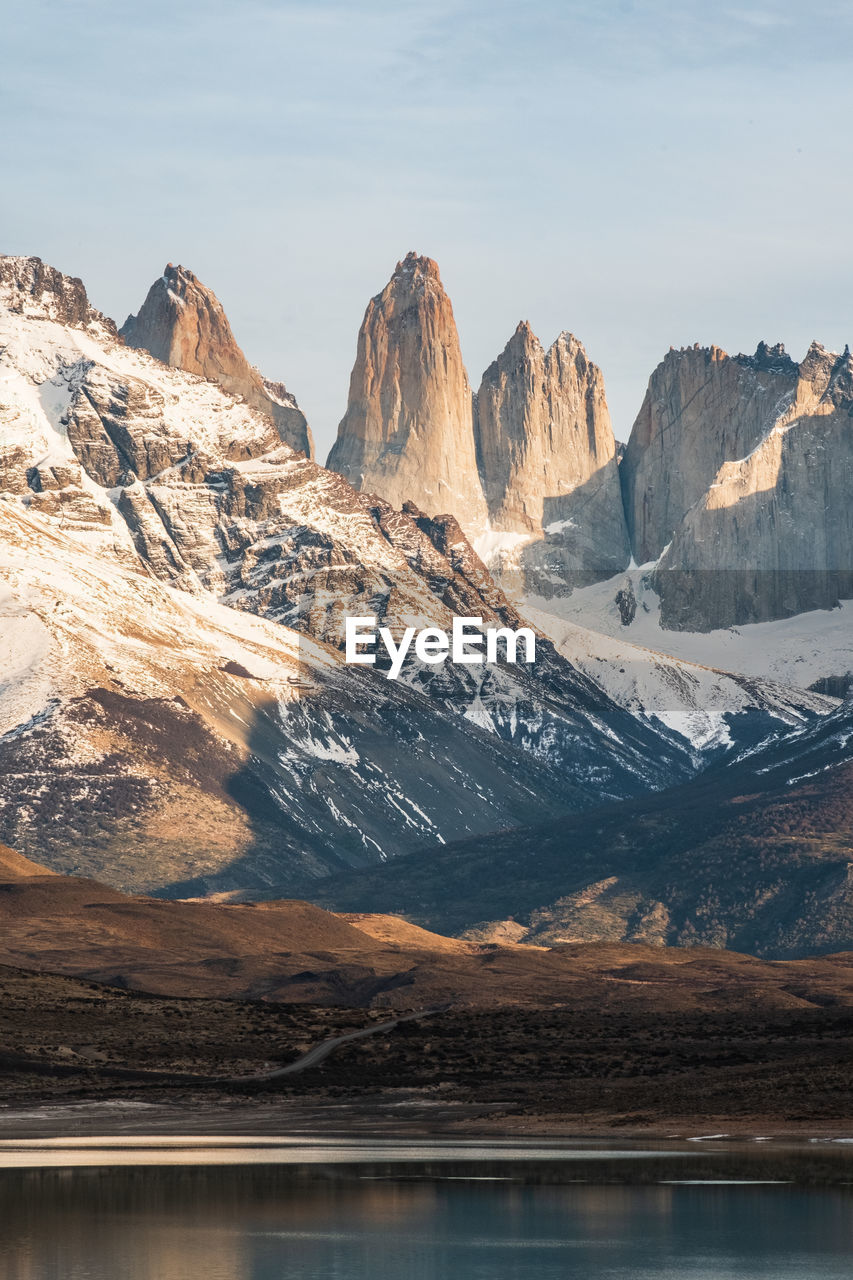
655,342 -> 853,629
474,322 -> 629,592
615,580 -> 637,626
0,257 -> 110,496
121,264 -> 312,457
0,255 -> 114,331
326,252 -> 488,534
117,483 -> 202,591
621,342 -> 798,563
0,431 -> 39,495
66,365 -> 189,486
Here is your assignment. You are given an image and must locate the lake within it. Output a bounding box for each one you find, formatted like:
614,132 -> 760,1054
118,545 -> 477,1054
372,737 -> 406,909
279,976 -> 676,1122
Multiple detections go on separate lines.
0,1137 -> 851,1279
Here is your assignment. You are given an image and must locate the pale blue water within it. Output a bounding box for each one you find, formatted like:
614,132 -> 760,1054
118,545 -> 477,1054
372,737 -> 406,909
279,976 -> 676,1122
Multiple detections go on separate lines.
1,1149 -> 852,1279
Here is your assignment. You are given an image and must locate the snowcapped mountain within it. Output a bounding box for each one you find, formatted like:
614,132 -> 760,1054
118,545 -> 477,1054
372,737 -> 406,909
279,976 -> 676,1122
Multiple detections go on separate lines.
2,250 -> 850,963
2,254 -> 726,896
1,494 -> 608,894
1,251 -> 850,946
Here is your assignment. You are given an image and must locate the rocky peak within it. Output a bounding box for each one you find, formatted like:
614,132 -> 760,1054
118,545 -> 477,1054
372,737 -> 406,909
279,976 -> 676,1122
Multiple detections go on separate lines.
120,264 -> 312,457
326,252 -> 488,536
0,255 -> 114,332
620,341 -> 800,564
393,250 -> 442,287
474,322 -> 629,592
653,338 -> 853,630
764,341 -> 853,425
799,339 -> 835,383
829,345 -> 853,403
120,264 -> 224,366
739,340 -> 796,374
797,339 -> 852,397
503,319 -> 543,364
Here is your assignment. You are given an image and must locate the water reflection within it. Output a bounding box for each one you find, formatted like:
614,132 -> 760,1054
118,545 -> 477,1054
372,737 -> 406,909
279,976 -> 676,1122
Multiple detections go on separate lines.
0,1162 -> 852,1280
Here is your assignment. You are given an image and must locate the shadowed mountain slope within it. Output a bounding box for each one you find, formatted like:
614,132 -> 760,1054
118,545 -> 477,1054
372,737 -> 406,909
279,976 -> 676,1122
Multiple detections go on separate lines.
314,699 -> 853,958
3,848 -> 853,1012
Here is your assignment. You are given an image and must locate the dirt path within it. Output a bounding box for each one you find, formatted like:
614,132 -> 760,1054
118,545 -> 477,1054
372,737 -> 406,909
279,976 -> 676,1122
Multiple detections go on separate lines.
226,1005 -> 450,1085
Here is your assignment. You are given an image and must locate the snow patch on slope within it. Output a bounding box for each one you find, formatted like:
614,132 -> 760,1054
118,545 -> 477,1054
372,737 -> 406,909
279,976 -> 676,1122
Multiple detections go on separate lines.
527,567 -> 853,694
524,598 -> 835,752
0,587 -> 53,736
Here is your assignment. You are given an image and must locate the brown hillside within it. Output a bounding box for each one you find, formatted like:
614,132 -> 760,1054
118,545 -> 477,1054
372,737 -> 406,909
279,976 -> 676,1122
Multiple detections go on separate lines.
2,855 -> 853,1013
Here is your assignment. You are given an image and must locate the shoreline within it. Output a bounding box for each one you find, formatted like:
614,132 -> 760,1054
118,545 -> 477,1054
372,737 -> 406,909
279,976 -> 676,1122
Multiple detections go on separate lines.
1,1095 -> 852,1145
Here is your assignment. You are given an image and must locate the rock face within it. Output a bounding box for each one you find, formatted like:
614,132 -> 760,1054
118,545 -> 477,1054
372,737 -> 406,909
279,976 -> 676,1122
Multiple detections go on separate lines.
621,342 -> 798,563
121,264 -> 312,457
655,342 -> 853,629
327,252 -> 488,534
0,255 -> 113,331
474,322 -> 629,592
328,258 -> 630,593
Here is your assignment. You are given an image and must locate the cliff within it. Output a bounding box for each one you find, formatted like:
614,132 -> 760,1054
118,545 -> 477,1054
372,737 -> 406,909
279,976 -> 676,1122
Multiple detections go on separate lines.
326,252 -> 488,534
621,342 -> 797,563
475,321 -> 629,591
655,342 -> 853,628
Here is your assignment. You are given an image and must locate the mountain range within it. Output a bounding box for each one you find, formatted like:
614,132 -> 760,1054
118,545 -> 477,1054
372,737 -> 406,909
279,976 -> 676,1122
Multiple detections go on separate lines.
1,250 -> 851,956
325,253 -> 853,641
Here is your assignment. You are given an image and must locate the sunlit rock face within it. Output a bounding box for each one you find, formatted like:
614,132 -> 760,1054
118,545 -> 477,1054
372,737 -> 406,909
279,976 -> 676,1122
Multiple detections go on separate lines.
474,321 -> 629,594
121,263 -> 313,457
652,342 -> 853,629
327,252 -> 489,536
329,254 -> 630,596
621,342 -> 798,564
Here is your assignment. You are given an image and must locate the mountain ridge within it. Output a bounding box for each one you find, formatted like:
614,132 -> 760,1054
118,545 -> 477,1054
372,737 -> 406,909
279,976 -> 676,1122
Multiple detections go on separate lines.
314,696 -> 853,957
1,250 -> 850,956
0,253 -> 711,901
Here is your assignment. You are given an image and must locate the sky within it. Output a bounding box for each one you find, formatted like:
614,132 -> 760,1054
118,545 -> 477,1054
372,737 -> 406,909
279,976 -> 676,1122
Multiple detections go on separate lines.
3,0 -> 853,455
